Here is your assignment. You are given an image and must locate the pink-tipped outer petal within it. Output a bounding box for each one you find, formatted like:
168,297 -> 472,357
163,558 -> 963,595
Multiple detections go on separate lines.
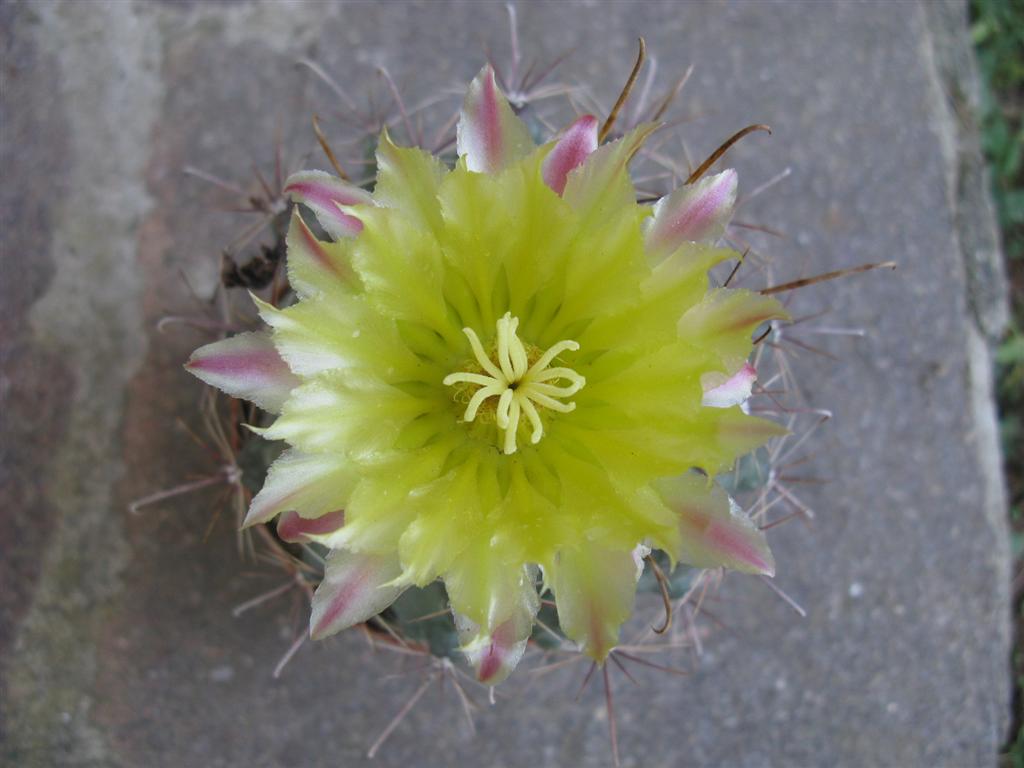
185,331 -> 299,413
654,473 -> 775,576
456,612 -> 532,686
284,208 -> 354,299
445,545 -> 540,685
561,122 -> 660,221
645,169 -> 738,257
283,170 -> 372,240
244,449 -> 357,528
542,115 -> 599,195
456,65 -> 534,174
277,509 -> 346,544
702,362 -> 757,409
309,549 -> 405,640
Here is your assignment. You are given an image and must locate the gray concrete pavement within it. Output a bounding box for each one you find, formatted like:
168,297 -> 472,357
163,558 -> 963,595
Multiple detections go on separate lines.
1,1 -> 1010,766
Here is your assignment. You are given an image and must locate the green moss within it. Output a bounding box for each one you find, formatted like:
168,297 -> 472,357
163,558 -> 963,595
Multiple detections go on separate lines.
973,1 -> 1024,762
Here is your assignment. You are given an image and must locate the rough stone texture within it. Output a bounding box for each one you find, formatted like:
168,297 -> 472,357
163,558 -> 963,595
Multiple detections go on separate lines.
1,1 -> 1010,767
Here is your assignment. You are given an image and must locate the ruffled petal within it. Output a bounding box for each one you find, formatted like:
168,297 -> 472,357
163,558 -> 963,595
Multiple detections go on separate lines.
395,458 -> 480,586
283,170 -> 372,239
645,169 -> 738,258
542,114 -> 599,195
374,129 -> 447,235
253,295 -> 355,377
456,65 -> 534,174
547,126 -> 661,328
258,375 -> 429,458
350,204 -> 459,346
254,293 -> 430,382
185,331 -> 299,413
702,362 -> 757,408
327,439 -> 456,554
579,244 -> 734,352
654,473 -> 774,576
244,449 -> 357,527
309,549 -> 405,640
550,543 -> 639,661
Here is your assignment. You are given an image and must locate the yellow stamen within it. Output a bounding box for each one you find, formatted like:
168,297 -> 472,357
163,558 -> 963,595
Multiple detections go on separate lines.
442,313 -> 585,454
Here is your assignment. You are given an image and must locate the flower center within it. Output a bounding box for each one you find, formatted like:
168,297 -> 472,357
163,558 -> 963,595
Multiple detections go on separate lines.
443,312 -> 585,455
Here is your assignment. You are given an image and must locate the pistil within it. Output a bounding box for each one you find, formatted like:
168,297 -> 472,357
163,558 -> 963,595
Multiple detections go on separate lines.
443,313 -> 585,454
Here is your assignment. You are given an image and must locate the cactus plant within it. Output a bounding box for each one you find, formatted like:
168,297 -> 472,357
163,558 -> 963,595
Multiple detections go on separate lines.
139,18 -> 892,763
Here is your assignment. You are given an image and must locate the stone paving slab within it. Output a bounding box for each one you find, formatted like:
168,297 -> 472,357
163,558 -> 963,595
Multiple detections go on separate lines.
1,1 -> 1010,766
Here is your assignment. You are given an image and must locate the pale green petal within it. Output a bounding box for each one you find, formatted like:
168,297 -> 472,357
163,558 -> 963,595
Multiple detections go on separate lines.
580,244 -> 735,352
546,199 -> 648,335
688,407 -> 789,474
260,374 -> 432,457
374,129 -> 447,236
326,439 -> 458,554
487,457 -> 568,566
550,542 -> 638,661
553,421 -> 697,490
678,288 -> 790,370
436,166 -> 510,329
256,293 -> 434,382
575,340 -> 713,421
351,206 -> 462,351
395,456 -> 482,585
542,437 -> 677,551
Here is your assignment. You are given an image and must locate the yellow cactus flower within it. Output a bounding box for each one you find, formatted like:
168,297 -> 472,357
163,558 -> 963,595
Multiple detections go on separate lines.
186,65 -> 787,685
